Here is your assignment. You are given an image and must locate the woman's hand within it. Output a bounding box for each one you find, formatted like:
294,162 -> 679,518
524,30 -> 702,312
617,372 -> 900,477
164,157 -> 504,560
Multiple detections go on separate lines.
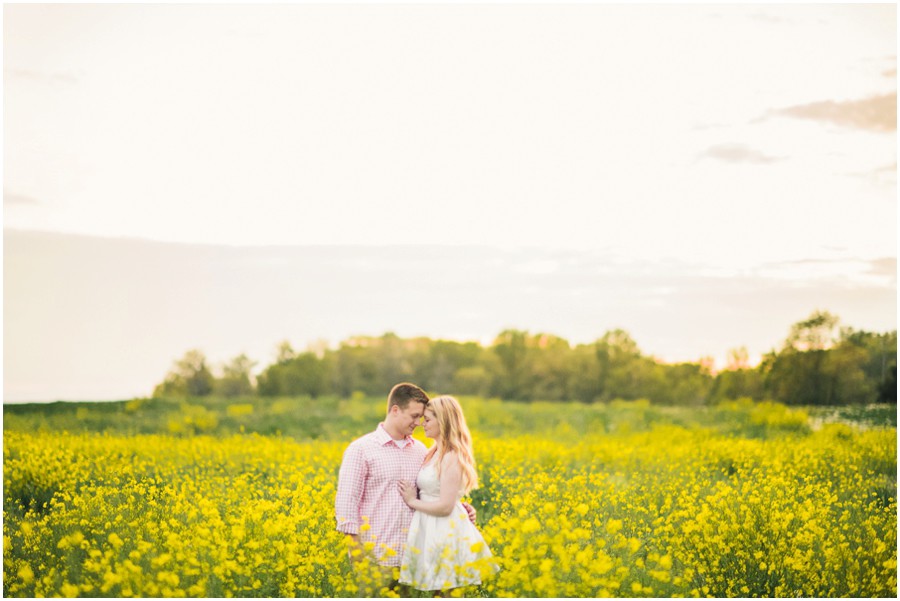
462,501 -> 477,524
397,480 -> 417,505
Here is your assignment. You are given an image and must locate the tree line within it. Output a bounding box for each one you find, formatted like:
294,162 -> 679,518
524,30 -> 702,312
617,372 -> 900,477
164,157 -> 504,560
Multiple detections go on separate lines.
154,310 -> 897,406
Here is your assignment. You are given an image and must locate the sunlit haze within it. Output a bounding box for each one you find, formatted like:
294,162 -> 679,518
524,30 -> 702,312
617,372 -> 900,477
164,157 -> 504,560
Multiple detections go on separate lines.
3,3 -> 896,401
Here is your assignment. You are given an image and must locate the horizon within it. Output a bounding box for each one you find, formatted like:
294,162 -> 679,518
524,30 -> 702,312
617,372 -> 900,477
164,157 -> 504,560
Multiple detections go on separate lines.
4,228 -> 895,404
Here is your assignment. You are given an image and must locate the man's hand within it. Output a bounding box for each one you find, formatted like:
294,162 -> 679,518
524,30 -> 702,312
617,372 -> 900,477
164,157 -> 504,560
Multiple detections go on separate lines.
462,502 -> 477,525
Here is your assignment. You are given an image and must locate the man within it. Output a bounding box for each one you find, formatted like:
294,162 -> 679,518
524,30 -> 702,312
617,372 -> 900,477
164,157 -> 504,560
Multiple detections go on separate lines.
335,382 -> 475,590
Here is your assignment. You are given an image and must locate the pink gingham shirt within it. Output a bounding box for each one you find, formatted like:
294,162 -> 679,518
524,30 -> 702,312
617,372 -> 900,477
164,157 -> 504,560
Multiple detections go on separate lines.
335,423 -> 427,567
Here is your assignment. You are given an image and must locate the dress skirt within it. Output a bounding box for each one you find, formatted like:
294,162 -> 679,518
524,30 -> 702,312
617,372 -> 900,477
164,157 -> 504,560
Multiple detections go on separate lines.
399,492 -> 499,590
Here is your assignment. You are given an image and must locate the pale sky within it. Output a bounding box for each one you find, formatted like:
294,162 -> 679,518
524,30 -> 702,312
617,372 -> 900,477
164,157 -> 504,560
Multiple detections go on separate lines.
3,3 -> 897,401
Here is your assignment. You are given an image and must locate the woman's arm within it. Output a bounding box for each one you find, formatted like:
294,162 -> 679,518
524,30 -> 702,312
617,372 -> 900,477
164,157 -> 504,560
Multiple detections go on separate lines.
398,454 -> 462,517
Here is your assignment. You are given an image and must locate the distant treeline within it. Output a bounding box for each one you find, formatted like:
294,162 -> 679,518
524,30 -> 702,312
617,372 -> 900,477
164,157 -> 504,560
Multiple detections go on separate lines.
154,311 -> 897,406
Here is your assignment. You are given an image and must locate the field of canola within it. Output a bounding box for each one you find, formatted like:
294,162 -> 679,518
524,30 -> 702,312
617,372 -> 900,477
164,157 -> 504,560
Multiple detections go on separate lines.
3,402 -> 897,597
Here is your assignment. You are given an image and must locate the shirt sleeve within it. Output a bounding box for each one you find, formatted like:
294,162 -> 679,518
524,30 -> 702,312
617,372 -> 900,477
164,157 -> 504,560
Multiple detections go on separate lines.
335,441 -> 367,534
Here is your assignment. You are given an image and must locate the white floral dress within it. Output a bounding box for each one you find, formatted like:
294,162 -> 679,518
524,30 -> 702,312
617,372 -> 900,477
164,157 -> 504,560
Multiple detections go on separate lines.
399,461 -> 499,591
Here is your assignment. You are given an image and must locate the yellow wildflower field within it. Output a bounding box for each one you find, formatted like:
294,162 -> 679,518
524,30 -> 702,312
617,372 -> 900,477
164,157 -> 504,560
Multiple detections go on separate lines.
3,419 -> 896,597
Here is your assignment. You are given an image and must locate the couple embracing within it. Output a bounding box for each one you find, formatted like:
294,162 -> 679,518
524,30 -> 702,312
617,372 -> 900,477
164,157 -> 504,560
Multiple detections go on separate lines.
335,383 -> 499,595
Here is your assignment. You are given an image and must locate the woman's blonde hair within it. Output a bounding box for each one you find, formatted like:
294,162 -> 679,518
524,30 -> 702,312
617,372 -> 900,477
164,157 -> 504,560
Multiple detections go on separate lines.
424,395 -> 479,494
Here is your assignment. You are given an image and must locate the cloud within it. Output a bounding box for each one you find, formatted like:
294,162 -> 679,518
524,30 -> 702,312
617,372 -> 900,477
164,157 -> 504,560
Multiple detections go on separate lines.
866,257 -> 897,279
699,144 -> 781,164
690,122 -> 730,132
512,259 -> 559,275
3,191 -> 41,206
843,162 -> 896,183
747,11 -> 793,25
7,68 -> 79,85
773,93 -> 897,132
754,257 -> 897,287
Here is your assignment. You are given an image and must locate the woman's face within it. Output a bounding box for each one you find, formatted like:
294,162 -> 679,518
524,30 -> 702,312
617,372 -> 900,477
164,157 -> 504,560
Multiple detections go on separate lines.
423,408 -> 439,440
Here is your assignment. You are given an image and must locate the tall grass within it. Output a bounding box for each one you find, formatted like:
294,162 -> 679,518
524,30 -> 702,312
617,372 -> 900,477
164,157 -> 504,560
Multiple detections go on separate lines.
5,394 -> 895,440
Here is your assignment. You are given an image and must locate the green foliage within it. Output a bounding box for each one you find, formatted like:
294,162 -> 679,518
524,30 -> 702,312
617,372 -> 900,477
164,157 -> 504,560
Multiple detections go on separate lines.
146,311 -> 897,407
708,366 -> 765,404
761,314 -> 897,406
879,364 -> 897,404
215,354 -> 257,398
257,351 -> 328,398
841,328 -> 898,404
784,310 -> 840,352
153,349 -> 215,398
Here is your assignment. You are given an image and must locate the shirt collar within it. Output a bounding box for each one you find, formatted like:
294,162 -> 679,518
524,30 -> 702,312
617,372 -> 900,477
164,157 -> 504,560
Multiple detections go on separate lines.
376,423 -> 411,448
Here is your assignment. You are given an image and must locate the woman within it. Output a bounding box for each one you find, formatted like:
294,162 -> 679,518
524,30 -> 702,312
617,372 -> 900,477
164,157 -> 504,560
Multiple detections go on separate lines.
397,395 -> 499,593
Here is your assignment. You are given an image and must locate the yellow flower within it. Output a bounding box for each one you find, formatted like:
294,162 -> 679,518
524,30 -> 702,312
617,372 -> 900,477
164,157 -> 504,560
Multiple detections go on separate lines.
61,583 -> 80,597
521,517 -> 541,534
606,519 -> 623,535
18,564 -> 34,584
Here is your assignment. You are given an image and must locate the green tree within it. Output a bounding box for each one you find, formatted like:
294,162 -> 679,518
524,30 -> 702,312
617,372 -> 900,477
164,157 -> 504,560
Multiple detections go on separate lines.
879,364 -> 897,403
414,339 -> 484,393
528,334 -> 572,401
709,347 -> 765,403
657,362 -> 713,405
258,350 -> 329,398
759,311 -> 896,405
275,340 -> 297,363
786,310 -> 840,352
329,341 -> 379,397
762,311 -> 841,405
215,353 -> 257,398
568,344 -> 604,403
840,328 -> 897,402
153,349 -> 215,398
491,329 -> 534,400
821,342 -> 873,405
453,365 -> 494,397
373,333 -> 416,392
595,329 -> 644,400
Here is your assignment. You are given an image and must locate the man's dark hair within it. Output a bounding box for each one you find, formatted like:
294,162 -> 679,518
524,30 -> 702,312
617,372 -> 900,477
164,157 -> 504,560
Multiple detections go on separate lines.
387,382 -> 429,412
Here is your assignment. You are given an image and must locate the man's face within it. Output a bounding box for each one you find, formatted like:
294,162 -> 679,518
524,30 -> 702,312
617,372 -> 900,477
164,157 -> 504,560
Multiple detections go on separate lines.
394,402 -> 426,436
